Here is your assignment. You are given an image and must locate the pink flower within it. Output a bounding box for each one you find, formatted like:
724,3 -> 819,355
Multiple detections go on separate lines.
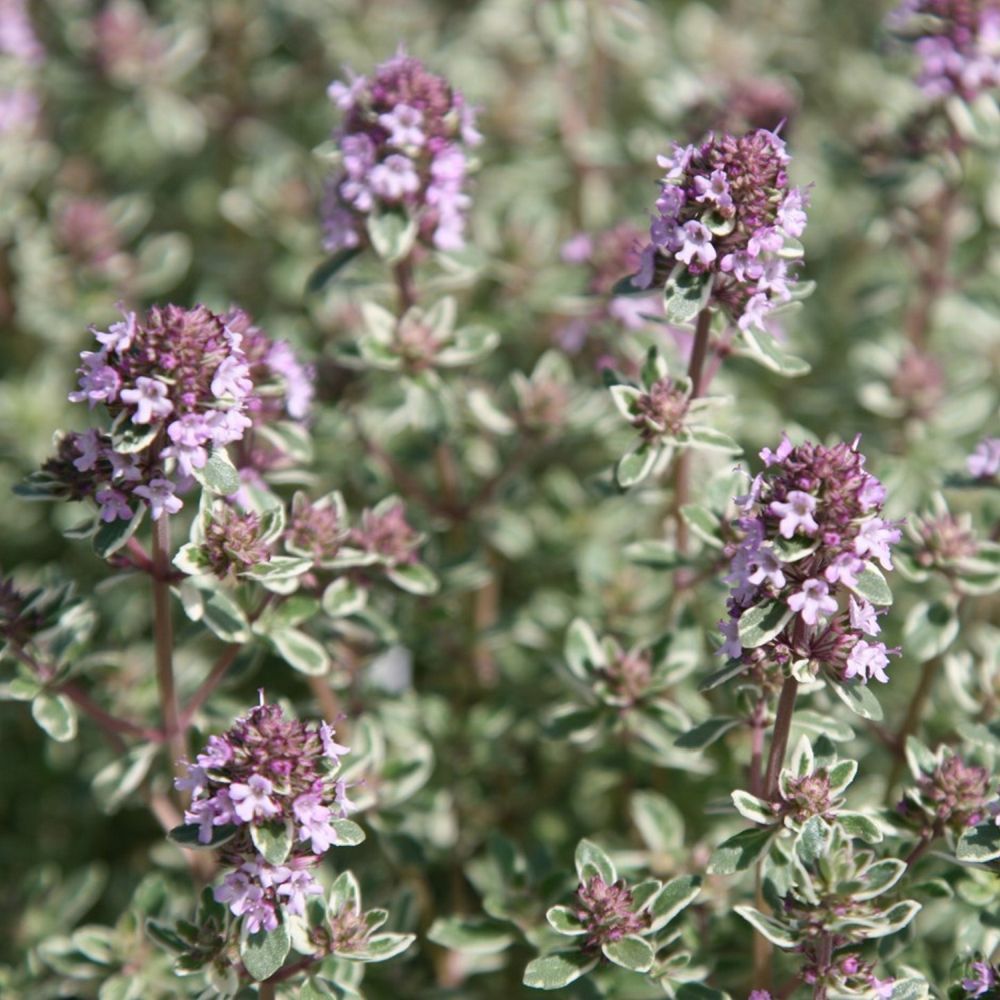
120,376 -> 173,424
230,773 -> 280,823
770,490 -> 819,538
844,640 -> 893,684
787,578 -> 838,626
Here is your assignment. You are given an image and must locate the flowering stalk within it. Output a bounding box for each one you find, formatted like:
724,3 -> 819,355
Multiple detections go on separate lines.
152,513 -> 184,776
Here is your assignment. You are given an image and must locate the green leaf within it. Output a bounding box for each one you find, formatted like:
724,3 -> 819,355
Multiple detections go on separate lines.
167,823 -> 239,849
251,820 -> 294,865
349,932 -> 417,962
616,443 -> 659,488
545,906 -> 586,936
849,563 -> 893,607
663,267 -> 713,326
331,818 -> 366,846
427,916 -> 516,953
956,822 -> 1000,863
733,905 -> 797,948
903,600 -> 959,663
708,827 -> 774,874
863,899 -> 921,938
630,792 -> 685,853
436,324 -> 500,366
201,588 -> 251,643
740,326 -> 810,377
192,449 -> 241,497
796,816 -> 830,866
245,556 -> 312,583
145,919 -> 188,954
732,790 -> 775,826
111,422 -> 159,454
602,935 -> 653,973
31,693 -> 78,742
240,921 -> 291,981
790,709 -> 854,742
686,426 -> 742,454
829,678 -> 884,721
609,384 -> 643,420
386,563 -> 439,595
680,504 -> 723,547
574,839 -> 616,884
738,600 -> 792,649
837,812 -> 883,843
307,247 -> 362,293
852,859 -> 905,901
367,212 -> 417,263
648,874 -> 701,931
675,717 -> 740,749
270,628 -> 329,676
93,506 -> 145,559
564,618 -> 606,679
523,953 -> 597,990
321,578 -> 368,618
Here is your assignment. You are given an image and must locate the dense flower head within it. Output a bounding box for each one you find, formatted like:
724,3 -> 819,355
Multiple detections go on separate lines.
597,649 -> 654,706
898,750 -> 996,835
718,435 -> 901,685
779,771 -> 836,824
351,502 -> 421,566
322,51 -> 480,255
56,199 -> 122,269
909,509 -> 979,569
177,700 -> 353,932
285,493 -> 348,563
889,0 -> 1000,101
0,0 -> 43,65
631,377 -> 691,443
201,505 -> 272,578
636,128 -> 809,332
573,875 -> 650,951
63,304 -> 255,517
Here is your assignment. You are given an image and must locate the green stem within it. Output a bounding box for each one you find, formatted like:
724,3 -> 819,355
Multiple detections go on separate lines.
763,677 -> 799,800
152,515 -> 185,775
671,307 -> 714,561
885,655 -> 943,799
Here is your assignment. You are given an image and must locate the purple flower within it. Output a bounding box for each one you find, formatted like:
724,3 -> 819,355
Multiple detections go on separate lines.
276,869 -> 323,916
293,792 -> 336,853
95,487 -> 132,523
132,478 -> 182,520
854,517 -> 902,570
378,103 -> 426,147
844,640 -> 893,684
320,721 -> 350,763
676,220 -> 717,267
770,490 -> 819,538
787,578 -> 838,626
825,551 -> 864,588
323,53 -> 479,254
230,773 -> 280,823
848,596 -> 880,636
717,617 -> 742,659
967,437 -> 1000,479
93,310 -> 137,354
119,376 -> 173,424
962,960 -> 997,997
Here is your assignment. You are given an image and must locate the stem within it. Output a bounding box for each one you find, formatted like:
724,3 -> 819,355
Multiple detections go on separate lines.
151,515 -> 185,775
904,829 -> 936,870
813,934 -> 832,1000
307,674 -> 342,726
393,257 -> 417,312
752,860 -> 772,989
179,644 -> 241,728
763,677 -> 799,800
748,697 -> 767,797
258,982 -> 276,1000
671,308 -> 714,559
885,655 -> 943,799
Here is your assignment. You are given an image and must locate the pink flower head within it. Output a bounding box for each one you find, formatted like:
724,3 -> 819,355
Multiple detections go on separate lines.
844,640 -> 894,684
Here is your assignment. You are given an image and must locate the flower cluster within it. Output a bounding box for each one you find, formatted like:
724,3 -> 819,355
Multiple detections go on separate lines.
718,435 -> 902,685
350,502 -> 421,566
322,51 -> 480,254
177,701 -> 355,934
285,492 -> 349,565
635,129 -> 809,332
201,505 -> 273,579
63,304 -> 258,520
573,876 -> 651,951
889,0 -> 1000,102
898,748 -> 997,837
